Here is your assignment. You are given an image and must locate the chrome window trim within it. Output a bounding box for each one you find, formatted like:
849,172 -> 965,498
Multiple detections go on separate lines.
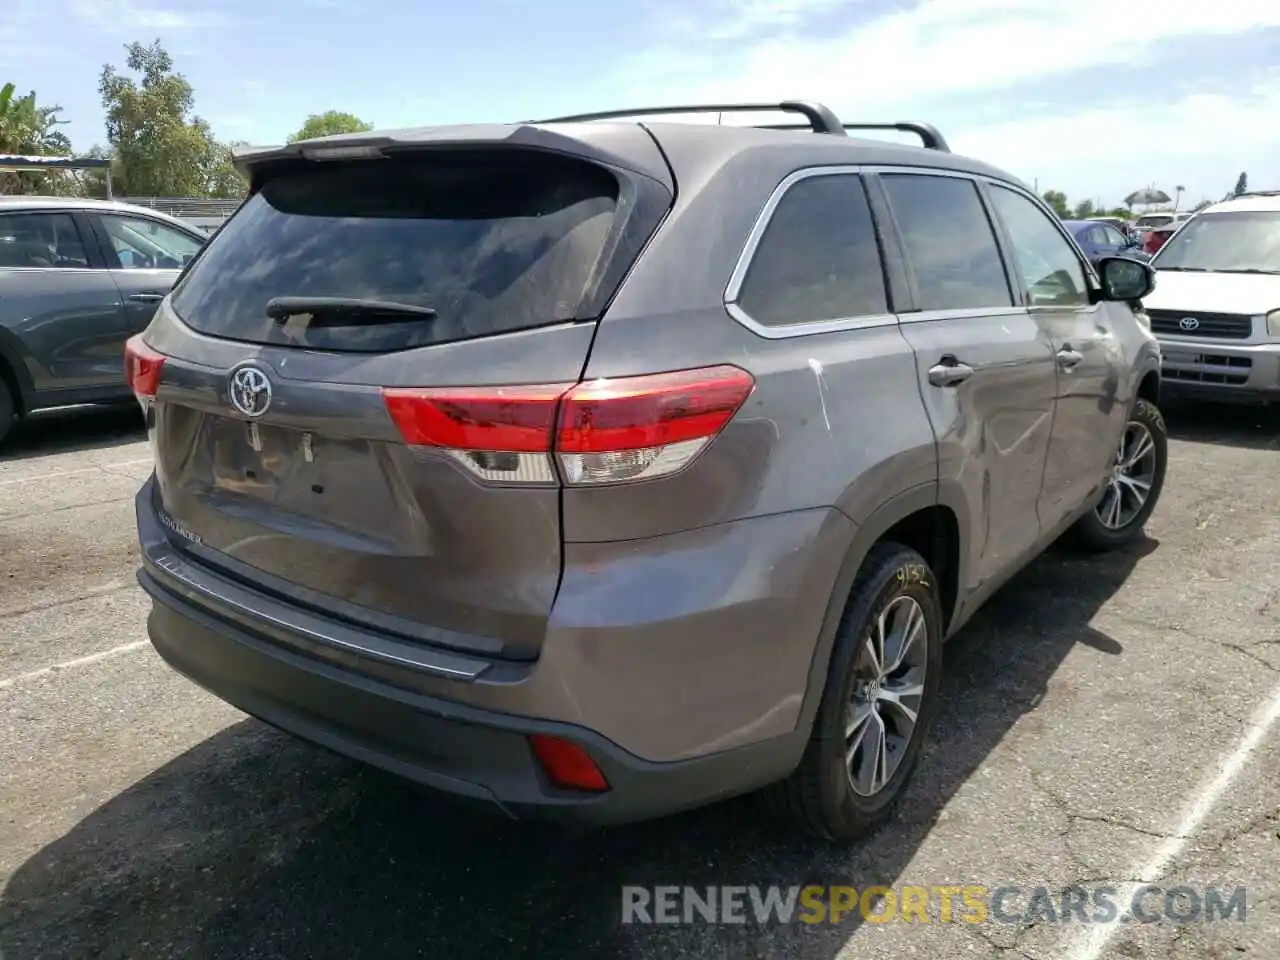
723,163 -> 1099,340
0,265 -> 102,275
723,165 -> 899,339
898,305 -> 1029,325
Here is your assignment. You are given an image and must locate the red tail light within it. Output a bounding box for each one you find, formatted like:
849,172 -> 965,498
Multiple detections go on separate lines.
381,365 -> 754,486
382,384 -> 570,451
124,334 -> 166,399
528,734 -> 609,792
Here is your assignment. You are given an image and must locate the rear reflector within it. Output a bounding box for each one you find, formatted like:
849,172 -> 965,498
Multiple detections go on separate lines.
124,334 -> 166,399
528,734 -> 609,792
381,365 -> 754,486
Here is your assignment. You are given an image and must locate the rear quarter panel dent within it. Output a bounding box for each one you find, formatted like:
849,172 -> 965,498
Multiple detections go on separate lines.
541,506 -> 856,761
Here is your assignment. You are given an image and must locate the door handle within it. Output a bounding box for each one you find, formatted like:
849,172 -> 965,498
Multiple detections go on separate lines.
128,292 -> 165,303
927,356 -> 974,387
1057,346 -> 1084,369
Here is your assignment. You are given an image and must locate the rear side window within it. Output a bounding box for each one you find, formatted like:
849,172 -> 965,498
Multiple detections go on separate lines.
170,150 -> 621,352
735,173 -> 888,326
0,212 -> 90,269
881,174 -> 1012,312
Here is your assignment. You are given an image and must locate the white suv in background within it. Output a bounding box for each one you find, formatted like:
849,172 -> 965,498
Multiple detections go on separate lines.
1142,191 -> 1280,404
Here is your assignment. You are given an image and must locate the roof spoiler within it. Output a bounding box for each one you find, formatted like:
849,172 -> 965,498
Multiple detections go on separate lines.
529,102 -> 951,152
227,122 -> 676,187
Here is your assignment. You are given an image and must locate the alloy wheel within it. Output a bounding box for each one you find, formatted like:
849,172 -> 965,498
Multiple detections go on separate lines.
1096,421 -> 1158,530
845,595 -> 928,797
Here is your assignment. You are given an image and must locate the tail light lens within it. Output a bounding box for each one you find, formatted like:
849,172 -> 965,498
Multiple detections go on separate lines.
381,365 -> 754,487
382,383 -> 571,484
124,334 -> 166,399
556,366 -> 754,484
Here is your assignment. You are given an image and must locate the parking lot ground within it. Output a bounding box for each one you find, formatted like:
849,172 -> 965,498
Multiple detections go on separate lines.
1,401 -> 1278,960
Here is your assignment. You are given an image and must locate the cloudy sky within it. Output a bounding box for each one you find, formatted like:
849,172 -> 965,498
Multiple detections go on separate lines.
5,0 -> 1279,207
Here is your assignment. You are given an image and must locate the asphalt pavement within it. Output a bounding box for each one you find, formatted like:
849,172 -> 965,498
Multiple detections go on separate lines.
1,400 -> 1278,960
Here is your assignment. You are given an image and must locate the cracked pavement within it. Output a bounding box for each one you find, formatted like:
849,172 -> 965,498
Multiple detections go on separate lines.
1,401 -> 1278,960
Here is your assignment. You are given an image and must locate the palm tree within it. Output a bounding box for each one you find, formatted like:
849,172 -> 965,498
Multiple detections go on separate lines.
0,82 -> 73,193
1174,185 -> 1185,212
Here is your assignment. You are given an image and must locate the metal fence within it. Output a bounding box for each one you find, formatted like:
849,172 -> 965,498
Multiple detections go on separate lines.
120,197 -> 243,235
122,196 -> 244,218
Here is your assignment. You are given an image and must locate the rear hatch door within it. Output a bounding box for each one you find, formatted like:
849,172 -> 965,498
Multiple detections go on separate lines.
139,130 -> 671,660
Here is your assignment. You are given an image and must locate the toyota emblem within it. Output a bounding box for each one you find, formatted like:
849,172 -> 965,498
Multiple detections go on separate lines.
1178,316 -> 1200,331
228,365 -> 273,417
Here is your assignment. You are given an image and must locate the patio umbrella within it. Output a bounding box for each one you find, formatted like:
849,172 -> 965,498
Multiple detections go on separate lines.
1124,188 -> 1172,206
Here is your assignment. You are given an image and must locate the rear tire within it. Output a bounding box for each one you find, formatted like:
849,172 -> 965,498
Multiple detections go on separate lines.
1067,398 -> 1167,552
762,542 -> 944,842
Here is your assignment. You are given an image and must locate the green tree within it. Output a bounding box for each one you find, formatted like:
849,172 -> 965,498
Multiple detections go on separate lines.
1232,171 -> 1248,197
0,82 -> 75,194
207,139 -> 250,198
98,40 -> 245,197
1072,198 -> 1096,219
1041,190 -> 1070,218
287,110 -> 374,143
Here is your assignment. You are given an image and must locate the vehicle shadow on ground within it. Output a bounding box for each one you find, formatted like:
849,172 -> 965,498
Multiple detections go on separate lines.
0,537 -> 1154,960
1163,398 -> 1280,452
0,404 -> 145,462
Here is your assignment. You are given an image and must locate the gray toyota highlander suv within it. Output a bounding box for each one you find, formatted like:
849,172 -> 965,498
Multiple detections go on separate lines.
130,101 -> 1167,841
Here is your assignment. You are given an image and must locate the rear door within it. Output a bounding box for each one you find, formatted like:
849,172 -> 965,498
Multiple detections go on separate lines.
88,210 -> 205,333
872,170 -> 1059,598
140,142 -> 671,660
0,209 -> 131,394
1079,225 -> 1109,263
985,183 -> 1125,530
1099,223 -> 1133,258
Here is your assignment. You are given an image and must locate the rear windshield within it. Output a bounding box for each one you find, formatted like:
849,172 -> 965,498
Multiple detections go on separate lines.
1135,214 -> 1173,228
169,150 -> 620,352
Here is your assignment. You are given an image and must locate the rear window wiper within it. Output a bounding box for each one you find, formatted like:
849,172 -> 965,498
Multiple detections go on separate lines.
265,296 -> 438,327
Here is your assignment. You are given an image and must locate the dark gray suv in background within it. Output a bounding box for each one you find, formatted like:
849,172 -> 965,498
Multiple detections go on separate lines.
0,197 -> 206,443
129,101 -> 1167,842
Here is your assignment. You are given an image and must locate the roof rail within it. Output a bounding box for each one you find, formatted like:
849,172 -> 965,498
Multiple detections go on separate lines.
529,101 -> 848,135
1230,190 -> 1280,199
758,121 -> 950,152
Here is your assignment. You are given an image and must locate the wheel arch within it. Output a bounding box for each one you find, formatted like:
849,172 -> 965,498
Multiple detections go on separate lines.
794,481 -> 972,735
0,326 -> 35,414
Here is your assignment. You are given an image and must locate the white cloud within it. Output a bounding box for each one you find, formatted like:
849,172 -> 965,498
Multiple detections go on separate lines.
612,0 -> 1280,199
67,0 -> 226,33
953,73 -> 1280,170
627,0 -> 1280,106
954,72 -> 1280,200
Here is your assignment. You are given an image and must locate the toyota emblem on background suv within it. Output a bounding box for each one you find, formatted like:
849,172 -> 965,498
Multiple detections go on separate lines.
229,366 -> 273,417
1179,316 -> 1201,331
